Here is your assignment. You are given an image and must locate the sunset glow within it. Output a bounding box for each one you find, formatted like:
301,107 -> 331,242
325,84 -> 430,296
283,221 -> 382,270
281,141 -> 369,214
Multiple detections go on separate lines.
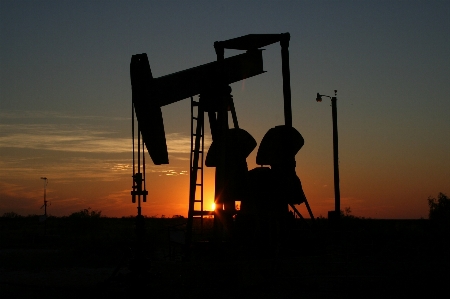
1,1 -> 449,219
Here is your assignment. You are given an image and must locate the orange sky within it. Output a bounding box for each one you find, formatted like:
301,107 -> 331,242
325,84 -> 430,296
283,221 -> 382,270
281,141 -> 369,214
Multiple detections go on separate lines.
1,1 -> 449,219
0,113 -> 444,219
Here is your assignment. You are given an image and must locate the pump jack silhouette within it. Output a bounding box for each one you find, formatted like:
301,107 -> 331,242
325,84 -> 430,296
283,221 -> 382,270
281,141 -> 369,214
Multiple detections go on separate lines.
129,33 -> 315,257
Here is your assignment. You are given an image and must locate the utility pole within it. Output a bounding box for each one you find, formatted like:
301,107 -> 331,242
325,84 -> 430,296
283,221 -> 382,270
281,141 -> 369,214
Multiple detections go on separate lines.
40,177 -> 48,217
316,90 -> 341,221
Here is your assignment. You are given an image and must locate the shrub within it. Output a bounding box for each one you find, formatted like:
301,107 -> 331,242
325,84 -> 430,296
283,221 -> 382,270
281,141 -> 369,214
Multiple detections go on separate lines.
428,192 -> 450,221
2,211 -> 22,218
68,207 -> 102,219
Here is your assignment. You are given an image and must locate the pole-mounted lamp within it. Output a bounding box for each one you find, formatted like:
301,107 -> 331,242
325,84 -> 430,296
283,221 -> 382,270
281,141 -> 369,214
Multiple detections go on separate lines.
316,90 -> 341,222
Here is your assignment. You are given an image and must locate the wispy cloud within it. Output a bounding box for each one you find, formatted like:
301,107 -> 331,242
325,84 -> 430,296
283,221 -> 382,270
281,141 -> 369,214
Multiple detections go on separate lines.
0,110 -> 206,184
0,156 -> 129,181
166,133 -> 212,154
0,153 -> 191,183
0,110 -> 129,121
0,123 -> 130,153
0,116 -> 210,155
0,182 -> 44,215
160,169 -> 188,176
0,181 -> 40,200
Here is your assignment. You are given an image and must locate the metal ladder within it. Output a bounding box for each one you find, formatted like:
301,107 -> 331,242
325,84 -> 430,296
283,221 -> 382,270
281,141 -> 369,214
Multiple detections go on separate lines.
186,97 -> 212,249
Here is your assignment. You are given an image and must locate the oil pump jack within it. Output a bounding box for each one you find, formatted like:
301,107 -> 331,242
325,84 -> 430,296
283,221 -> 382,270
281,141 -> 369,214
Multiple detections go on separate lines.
129,33 -> 315,252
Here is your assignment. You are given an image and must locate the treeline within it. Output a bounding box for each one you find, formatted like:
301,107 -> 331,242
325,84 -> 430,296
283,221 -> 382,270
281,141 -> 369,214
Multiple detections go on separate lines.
2,192 -> 448,221
1,208 -> 103,219
1,208 -> 187,219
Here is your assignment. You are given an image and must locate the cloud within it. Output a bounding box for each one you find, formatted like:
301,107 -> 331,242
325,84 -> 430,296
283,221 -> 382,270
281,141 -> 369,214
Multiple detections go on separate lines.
0,182 -> 43,214
160,169 -> 188,176
0,125 -> 205,155
0,123 -> 131,153
0,181 -> 39,200
0,110 -> 202,184
166,133 -> 191,153
0,153 -> 191,183
0,110 -> 128,122
166,133 -> 212,154
0,155 -> 131,181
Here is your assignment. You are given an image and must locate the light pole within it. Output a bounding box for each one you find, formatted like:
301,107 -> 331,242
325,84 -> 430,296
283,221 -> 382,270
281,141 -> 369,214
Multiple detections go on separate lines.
40,177 -> 48,217
316,90 -> 341,221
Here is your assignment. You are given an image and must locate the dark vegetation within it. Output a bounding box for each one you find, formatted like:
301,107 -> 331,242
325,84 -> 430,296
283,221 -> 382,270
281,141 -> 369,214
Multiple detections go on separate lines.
1,194 -> 448,298
428,192 -> 450,229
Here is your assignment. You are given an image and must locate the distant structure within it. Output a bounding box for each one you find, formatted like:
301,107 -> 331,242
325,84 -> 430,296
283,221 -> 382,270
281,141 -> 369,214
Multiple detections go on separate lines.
129,33 -> 315,251
40,177 -> 48,220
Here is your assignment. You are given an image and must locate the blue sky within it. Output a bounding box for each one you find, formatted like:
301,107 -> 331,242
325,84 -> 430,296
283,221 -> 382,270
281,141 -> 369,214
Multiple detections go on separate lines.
1,1 -> 449,218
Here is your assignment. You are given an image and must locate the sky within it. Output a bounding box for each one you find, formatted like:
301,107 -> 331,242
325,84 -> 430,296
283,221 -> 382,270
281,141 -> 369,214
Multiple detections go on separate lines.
1,0 -> 449,219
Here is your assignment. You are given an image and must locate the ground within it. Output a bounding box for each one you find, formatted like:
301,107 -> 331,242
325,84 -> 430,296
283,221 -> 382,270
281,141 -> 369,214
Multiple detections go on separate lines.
0,217 -> 448,298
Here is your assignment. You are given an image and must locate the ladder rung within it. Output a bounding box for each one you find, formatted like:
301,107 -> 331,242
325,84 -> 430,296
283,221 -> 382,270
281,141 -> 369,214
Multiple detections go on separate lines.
190,171 -> 203,175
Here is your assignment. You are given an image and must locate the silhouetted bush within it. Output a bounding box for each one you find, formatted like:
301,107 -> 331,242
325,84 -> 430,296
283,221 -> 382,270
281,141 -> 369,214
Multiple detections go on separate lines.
68,207 -> 102,219
427,192 -> 450,237
340,207 -> 355,219
428,192 -> 450,221
1,211 -> 23,218
340,207 -> 366,220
